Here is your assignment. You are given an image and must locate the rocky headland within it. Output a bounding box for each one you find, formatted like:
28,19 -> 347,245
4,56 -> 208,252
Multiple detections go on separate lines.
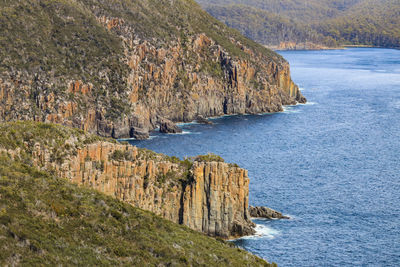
0,122 -> 275,266
0,0 -> 300,265
0,122 -> 284,239
0,122 -> 289,239
0,0 -> 305,140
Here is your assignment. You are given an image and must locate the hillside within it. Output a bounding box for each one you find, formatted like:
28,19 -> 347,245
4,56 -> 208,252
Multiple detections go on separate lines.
0,0 -> 304,140
0,121 -> 258,239
0,124 -> 272,265
202,4 -> 334,49
198,0 -> 400,49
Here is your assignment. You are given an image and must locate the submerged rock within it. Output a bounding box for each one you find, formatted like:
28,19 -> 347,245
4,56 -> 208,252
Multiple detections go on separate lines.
249,206 -> 290,219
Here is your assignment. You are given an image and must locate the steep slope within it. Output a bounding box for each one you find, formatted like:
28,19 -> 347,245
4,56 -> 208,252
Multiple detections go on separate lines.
0,121 -> 256,239
198,0 -> 400,49
198,0 -> 361,22
0,153 -> 273,266
203,4 -> 333,48
318,0 -> 400,47
0,0 -> 304,140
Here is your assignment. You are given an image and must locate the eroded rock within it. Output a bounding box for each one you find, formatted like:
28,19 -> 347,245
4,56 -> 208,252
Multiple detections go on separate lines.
249,206 -> 290,219
6,136 -> 255,239
159,118 -> 182,134
0,19 -> 306,140
196,116 -> 213,125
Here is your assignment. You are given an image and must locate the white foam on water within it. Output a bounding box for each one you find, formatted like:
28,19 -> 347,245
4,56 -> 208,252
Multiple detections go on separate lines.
391,100 -> 400,109
167,130 -> 191,135
166,130 -> 201,135
284,214 -> 296,220
176,121 -> 198,126
282,106 -> 301,114
298,101 -> 317,106
117,138 -> 136,142
251,214 -> 293,221
208,114 -> 237,120
118,135 -> 159,142
237,224 -> 280,240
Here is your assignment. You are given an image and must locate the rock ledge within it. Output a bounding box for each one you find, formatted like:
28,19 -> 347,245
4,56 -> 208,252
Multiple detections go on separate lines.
249,206 -> 290,219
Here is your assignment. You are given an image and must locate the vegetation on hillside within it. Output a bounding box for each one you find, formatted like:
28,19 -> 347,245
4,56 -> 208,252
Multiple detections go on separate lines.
0,121 -> 273,266
0,0 -> 280,78
0,121 -> 236,187
197,0 -> 400,48
0,0 -> 289,137
203,4 -> 333,47
0,155 -> 273,266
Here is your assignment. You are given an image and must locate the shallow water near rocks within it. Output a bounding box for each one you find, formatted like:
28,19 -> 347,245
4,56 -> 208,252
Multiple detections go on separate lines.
130,48 -> 400,266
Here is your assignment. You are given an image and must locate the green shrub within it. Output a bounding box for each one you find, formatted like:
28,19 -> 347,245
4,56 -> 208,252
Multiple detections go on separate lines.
110,150 -> 132,161
195,153 -> 225,163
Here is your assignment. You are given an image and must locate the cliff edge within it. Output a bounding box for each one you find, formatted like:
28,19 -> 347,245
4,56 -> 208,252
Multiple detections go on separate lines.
0,122 -> 257,239
0,0 -> 305,139
0,144 -> 274,266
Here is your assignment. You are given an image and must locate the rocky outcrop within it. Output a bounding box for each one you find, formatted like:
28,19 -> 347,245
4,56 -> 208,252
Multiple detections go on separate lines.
0,1 -> 305,140
182,162 -> 255,238
0,126 -> 254,239
196,116 -> 213,124
249,206 -> 290,219
159,118 -> 182,134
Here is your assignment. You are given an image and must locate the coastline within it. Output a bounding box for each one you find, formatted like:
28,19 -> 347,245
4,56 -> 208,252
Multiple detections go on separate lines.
269,44 -> 400,52
119,100 -> 306,142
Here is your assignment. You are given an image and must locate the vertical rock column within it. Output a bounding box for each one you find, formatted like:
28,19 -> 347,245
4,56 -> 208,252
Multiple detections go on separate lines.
181,161 -> 255,238
30,140 -> 255,239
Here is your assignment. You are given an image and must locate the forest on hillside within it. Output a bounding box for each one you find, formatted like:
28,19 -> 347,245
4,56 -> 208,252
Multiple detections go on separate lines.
197,0 -> 400,48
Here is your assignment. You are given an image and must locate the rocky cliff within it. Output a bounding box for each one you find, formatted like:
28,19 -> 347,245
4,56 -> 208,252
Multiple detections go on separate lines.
0,0 -> 305,140
0,122 -> 255,239
0,144 -> 273,266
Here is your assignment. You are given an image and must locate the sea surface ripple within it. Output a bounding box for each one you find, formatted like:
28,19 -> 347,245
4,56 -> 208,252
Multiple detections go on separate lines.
130,48 -> 400,266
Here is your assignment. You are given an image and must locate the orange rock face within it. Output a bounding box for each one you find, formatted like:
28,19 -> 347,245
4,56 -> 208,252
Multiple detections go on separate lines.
12,138 -> 254,239
0,14 -> 305,140
182,162 -> 254,238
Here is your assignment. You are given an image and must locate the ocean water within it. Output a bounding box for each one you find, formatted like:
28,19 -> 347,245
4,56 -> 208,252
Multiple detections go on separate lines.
129,48 -> 400,266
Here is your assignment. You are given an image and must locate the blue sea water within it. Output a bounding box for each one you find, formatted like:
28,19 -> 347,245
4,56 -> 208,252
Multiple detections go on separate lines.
130,48 -> 400,266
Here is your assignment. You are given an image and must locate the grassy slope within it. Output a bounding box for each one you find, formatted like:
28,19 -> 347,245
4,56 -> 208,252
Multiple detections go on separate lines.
0,121 -> 273,266
0,0 -> 284,123
0,0 -> 281,77
198,0 -> 400,48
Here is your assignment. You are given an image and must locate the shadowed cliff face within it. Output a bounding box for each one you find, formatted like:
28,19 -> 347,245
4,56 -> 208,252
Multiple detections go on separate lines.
0,0 -> 305,140
0,122 -> 255,238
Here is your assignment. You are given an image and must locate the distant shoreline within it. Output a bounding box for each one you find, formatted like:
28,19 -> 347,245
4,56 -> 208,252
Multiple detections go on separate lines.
268,44 -> 399,51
